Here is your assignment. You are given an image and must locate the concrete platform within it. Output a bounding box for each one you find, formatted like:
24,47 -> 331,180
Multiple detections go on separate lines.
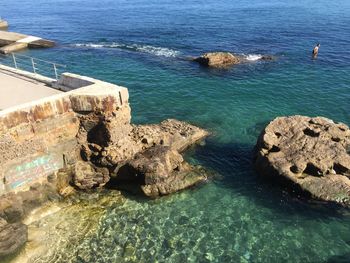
0,31 -> 55,54
0,67 -> 62,110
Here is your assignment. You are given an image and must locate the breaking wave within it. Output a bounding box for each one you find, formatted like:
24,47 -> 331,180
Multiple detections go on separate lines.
244,54 -> 263,61
73,42 -> 180,57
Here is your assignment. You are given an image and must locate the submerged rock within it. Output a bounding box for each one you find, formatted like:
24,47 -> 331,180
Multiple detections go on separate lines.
255,115 -> 350,206
260,55 -> 275,61
193,52 -> 240,67
0,217 -> 27,257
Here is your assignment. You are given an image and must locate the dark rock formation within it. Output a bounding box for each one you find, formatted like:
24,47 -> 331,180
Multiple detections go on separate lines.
260,55 -> 275,61
57,117 -> 209,197
193,52 -> 240,67
0,218 -> 27,258
114,145 -> 207,197
255,115 -> 350,205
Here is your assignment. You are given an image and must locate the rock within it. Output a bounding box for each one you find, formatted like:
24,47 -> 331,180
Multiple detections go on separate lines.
132,119 -> 209,152
100,119 -> 208,167
114,145 -> 207,197
56,167 -> 76,197
0,217 -> 27,257
72,109 -> 209,196
193,52 -> 240,67
254,115 -> 350,205
72,161 -> 110,190
260,55 -> 275,61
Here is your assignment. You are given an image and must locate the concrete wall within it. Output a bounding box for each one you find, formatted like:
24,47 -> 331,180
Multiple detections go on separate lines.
0,72 -> 129,195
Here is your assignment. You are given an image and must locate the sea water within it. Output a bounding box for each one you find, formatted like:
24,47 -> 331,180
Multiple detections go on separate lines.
1,0 -> 350,262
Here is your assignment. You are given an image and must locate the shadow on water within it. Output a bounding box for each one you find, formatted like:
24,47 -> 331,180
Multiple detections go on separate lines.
325,253 -> 350,263
188,136 -> 350,220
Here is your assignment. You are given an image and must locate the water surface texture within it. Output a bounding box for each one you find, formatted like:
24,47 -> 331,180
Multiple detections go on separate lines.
1,0 -> 350,262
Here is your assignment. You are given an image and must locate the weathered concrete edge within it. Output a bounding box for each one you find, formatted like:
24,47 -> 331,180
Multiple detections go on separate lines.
0,71 -> 129,118
0,70 -> 129,195
0,64 -> 56,85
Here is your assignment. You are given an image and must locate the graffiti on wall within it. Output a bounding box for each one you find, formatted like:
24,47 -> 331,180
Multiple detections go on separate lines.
4,154 -> 63,190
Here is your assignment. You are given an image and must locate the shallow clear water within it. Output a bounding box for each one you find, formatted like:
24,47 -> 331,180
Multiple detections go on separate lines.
1,0 -> 350,262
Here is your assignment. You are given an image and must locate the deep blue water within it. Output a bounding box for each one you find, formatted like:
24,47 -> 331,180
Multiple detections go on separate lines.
1,0 -> 350,262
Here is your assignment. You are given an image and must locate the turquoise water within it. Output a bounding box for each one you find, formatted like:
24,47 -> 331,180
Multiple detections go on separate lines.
1,0 -> 350,262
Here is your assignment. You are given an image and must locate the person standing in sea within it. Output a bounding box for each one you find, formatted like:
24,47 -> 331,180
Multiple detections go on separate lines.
312,43 -> 320,58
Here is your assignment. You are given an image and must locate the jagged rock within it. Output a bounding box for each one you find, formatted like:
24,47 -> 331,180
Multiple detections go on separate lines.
114,146 -> 207,197
193,52 -> 240,67
71,106 -> 209,196
73,161 -> 110,190
99,119 -> 208,167
0,217 -> 27,257
255,115 -> 350,205
56,167 -> 76,197
132,119 -> 208,152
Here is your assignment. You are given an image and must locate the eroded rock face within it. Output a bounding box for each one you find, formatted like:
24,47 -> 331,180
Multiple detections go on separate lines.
0,218 -> 27,258
60,115 -> 209,197
255,115 -> 350,205
90,118 -> 208,168
193,52 -> 240,67
114,146 -> 207,197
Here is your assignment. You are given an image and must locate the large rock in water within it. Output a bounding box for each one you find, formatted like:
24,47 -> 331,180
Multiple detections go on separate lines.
115,145 -> 207,197
193,52 -> 240,67
255,116 -> 350,205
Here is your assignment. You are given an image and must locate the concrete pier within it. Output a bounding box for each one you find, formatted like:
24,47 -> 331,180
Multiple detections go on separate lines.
0,66 -> 62,110
0,31 -> 55,54
0,65 -> 129,195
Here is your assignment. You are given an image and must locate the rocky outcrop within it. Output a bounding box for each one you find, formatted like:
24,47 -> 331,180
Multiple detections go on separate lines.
73,161 -> 110,190
0,72 -> 210,258
255,115 -> 350,206
193,52 -> 276,67
72,117 -> 209,197
193,52 -> 240,67
114,145 -> 207,197
0,218 -> 27,257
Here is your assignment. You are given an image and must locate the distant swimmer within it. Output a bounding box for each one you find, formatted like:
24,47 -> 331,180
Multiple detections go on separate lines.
312,43 -> 320,58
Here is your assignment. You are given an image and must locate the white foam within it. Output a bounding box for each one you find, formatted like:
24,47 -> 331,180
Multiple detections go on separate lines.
74,43 -> 104,48
245,54 -> 263,61
73,42 -> 180,57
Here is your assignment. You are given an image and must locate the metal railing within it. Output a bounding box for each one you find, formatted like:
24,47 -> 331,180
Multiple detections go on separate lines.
0,52 -> 66,80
